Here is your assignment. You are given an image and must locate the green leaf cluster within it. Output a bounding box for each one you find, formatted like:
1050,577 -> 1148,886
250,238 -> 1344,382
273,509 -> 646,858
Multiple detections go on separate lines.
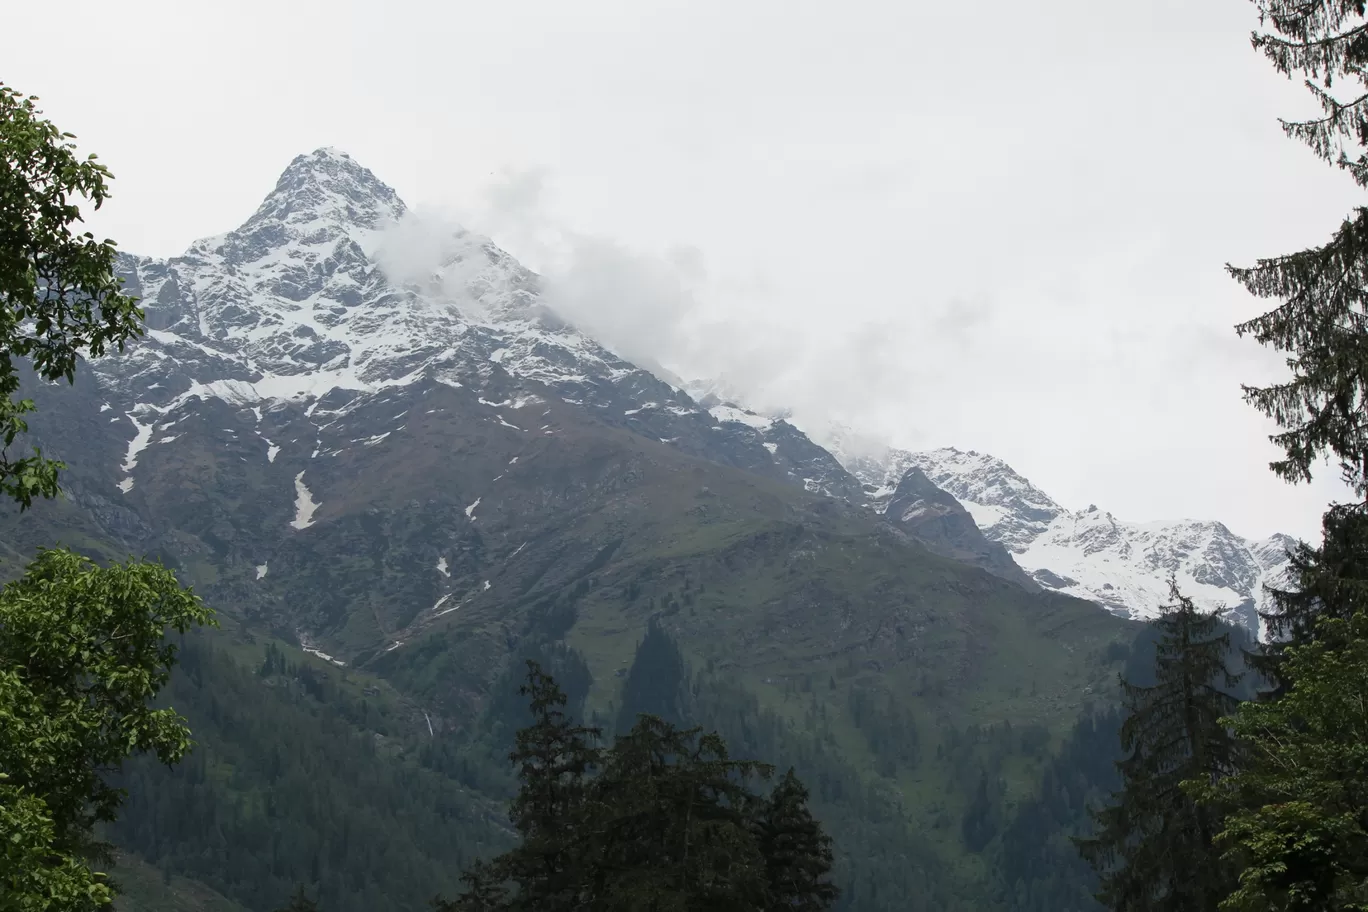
1195,609 -> 1368,911
0,549 -> 213,911
0,83 -> 143,509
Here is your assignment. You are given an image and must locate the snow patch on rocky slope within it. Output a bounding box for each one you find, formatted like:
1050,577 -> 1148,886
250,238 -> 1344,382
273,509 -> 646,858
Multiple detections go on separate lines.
823,432 -> 1295,637
92,148 -> 864,502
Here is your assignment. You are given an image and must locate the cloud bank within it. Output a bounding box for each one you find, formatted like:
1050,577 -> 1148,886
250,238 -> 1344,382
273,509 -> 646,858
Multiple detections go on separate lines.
370,160 -> 1350,544
377,169 -> 937,454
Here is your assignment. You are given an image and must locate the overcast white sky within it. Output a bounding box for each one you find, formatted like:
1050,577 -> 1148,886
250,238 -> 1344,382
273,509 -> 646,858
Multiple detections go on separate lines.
9,0 -> 1360,540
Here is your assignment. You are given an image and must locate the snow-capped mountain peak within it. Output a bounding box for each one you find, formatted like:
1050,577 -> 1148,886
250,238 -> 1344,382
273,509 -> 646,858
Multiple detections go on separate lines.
821,434 -> 1065,553
880,447 -> 1064,552
92,150 -> 879,509
108,151 -> 585,405
249,147 -> 406,234
91,149 -> 1291,639
191,147 -> 406,273
822,434 -> 1295,636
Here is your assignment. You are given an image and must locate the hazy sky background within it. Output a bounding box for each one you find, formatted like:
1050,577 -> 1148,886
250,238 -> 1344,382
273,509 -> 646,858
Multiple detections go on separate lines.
9,0 -> 1360,540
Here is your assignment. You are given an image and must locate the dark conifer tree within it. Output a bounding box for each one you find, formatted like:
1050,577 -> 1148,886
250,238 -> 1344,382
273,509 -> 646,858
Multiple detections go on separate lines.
275,886 -> 321,912
438,661 -> 603,912
502,661 -> 603,911
754,768 -> 839,912
1232,1 -> 1368,495
439,666 -> 840,912
1209,8 -> 1368,902
1075,584 -> 1244,912
436,861 -> 509,912
1230,2 -> 1368,686
616,617 -> 689,733
590,715 -> 771,912
1253,503 -> 1368,693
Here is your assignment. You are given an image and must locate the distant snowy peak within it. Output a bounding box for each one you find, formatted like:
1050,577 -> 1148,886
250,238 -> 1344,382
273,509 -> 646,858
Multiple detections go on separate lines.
881,447 -> 1064,553
879,466 -> 1039,589
1017,509 -> 1292,631
815,433 -> 1063,553
1250,533 -> 1300,571
183,147 -> 407,289
834,439 -> 1295,635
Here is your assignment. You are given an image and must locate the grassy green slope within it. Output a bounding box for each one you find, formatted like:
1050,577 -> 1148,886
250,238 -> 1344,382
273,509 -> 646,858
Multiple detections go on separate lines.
109,854 -> 250,912
357,430 -> 1136,902
567,521 -> 1131,885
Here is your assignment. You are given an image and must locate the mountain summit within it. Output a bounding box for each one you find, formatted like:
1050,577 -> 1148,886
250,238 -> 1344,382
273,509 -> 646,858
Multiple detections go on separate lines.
191,147 -> 408,291
13,145 -> 1115,676
95,151 -> 889,515
253,147 -> 407,233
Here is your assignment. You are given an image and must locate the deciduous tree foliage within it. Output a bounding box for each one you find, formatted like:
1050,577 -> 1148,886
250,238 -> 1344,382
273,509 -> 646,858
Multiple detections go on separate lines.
0,550 -> 213,912
0,83 -> 143,508
1075,585 -> 1243,912
0,84 -> 208,912
0,774 -> 111,912
1196,610 -> 1368,911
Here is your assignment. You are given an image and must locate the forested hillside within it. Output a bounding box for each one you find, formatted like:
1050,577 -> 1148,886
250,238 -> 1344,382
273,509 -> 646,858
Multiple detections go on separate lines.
92,595 -> 1148,912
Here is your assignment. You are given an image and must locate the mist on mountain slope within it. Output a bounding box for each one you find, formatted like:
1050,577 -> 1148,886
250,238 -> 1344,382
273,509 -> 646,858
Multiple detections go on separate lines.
369,167 -> 1346,543
370,170 -> 930,447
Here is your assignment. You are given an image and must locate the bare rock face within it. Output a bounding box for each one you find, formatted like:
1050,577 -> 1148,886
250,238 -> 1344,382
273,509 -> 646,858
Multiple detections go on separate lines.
879,467 -> 1038,590
829,440 -> 1294,639
99,149 -> 872,513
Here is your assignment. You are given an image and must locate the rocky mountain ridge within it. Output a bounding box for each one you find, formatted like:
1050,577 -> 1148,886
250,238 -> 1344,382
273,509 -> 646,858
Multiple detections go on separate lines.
80,148 -> 1032,593
827,436 -> 1295,637
100,148 -> 868,500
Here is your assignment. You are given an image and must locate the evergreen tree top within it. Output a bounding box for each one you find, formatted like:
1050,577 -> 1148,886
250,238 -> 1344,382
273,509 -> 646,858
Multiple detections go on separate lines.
1075,584 -> 1244,912
439,660 -> 838,912
1232,4 -> 1368,496
1254,502 -> 1368,691
1250,2 -> 1368,185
